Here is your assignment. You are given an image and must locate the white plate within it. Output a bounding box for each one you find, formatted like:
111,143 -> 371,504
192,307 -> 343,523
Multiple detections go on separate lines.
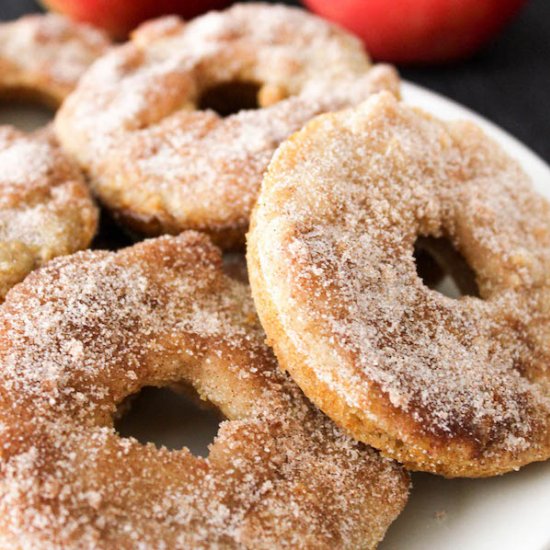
379,82 -> 550,550
1,82 -> 549,550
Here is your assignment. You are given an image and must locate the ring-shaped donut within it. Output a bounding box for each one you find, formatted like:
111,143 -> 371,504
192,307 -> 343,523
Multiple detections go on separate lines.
248,92 -> 550,477
55,4 -> 399,248
0,126 -> 98,300
0,232 -> 408,548
0,14 -> 110,108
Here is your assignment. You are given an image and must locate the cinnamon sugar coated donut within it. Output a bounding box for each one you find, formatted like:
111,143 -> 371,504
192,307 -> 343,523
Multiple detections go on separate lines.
248,92 -> 550,477
0,14 -> 110,107
55,3 -> 400,248
0,126 -> 98,300
0,233 -> 408,548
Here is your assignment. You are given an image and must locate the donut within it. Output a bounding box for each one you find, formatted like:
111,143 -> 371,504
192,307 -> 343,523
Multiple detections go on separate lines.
55,3 -> 400,248
0,126 -> 98,300
0,232 -> 408,548
248,92 -> 550,477
0,14 -> 110,108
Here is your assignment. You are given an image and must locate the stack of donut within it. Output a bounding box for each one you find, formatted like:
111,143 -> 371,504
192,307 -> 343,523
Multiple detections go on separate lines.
0,3 -> 548,549
0,14 -> 109,298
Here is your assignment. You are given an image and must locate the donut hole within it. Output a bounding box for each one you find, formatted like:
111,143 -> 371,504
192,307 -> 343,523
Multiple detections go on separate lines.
115,385 -> 223,456
0,90 -> 55,131
197,81 -> 264,117
414,236 -> 480,299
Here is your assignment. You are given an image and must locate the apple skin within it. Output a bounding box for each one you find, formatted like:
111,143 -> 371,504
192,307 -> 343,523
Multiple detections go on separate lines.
42,0 -> 232,39
303,0 -> 528,64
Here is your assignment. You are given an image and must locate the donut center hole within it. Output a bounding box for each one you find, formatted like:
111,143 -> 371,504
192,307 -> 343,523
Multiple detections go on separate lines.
115,386 -> 223,456
414,236 -> 480,298
0,92 -> 55,131
198,81 -> 263,116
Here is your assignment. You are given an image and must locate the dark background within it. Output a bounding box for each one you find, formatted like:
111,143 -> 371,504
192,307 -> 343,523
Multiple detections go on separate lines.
1,0 -> 548,163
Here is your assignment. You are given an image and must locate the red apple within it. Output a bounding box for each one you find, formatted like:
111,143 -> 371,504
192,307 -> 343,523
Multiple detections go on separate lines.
42,0 -> 232,39
303,0 -> 528,64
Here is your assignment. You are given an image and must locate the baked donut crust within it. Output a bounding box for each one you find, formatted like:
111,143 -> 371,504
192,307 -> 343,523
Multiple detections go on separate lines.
248,92 -> 550,477
55,3 -> 400,248
0,14 -> 110,108
0,232 -> 408,548
0,126 -> 98,300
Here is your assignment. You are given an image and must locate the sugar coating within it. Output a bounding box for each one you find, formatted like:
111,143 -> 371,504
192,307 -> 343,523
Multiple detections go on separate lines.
0,14 -> 110,106
249,92 -> 550,477
0,126 -> 98,300
0,233 -> 408,548
55,3 -> 400,248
